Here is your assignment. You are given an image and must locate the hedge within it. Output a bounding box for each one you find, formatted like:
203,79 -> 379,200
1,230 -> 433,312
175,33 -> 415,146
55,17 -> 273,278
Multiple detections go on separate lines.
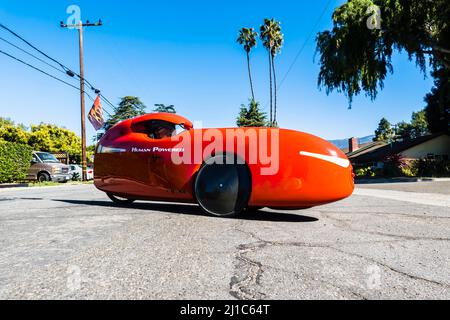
0,141 -> 33,183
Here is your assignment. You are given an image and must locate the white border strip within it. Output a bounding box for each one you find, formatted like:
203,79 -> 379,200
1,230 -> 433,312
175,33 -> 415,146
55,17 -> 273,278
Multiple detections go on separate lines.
300,151 -> 350,168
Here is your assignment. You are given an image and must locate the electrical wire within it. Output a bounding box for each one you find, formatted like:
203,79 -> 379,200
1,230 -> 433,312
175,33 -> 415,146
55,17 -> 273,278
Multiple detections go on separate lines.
0,48 -> 80,91
0,22 -> 77,75
278,0 -> 335,89
0,36 -> 68,77
0,48 -> 112,117
260,0 -> 335,115
0,22 -> 117,113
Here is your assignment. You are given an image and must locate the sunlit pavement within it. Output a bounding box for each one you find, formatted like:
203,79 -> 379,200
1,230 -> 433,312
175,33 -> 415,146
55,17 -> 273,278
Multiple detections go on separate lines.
0,182 -> 449,300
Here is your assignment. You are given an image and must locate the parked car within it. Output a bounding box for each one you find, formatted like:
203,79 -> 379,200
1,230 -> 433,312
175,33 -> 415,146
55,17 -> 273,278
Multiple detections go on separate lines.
27,151 -> 72,183
69,165 -> 94,181
94,113 -> 354,217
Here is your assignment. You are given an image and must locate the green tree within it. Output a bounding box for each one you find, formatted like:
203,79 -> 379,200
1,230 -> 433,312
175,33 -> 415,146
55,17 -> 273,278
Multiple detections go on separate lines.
0,117 -> 14,127
425,68 -> 449,133
395,110 -> 429,140
104,96 -> 147,131
410,110 -> 429,138
237,100 -> 268,127
153,104 -> 177,114
28,124 -> 82,160
237,27 -> 258,101
395,121 -> 413,141
374,117 -> 395,142
270,21 -> 283,126
316,0 -> 450,127
0,124 -> 29,144
260,19 -> 283,126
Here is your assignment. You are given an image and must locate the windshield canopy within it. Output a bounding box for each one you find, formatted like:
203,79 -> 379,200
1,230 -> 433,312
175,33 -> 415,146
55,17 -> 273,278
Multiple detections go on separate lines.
36,152 -> 60,163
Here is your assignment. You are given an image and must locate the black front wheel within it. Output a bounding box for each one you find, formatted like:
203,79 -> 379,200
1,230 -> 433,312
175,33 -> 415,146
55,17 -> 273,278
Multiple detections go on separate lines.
37,172 -> 51,183
194,155 -> 251,218
107,193 -> 136,205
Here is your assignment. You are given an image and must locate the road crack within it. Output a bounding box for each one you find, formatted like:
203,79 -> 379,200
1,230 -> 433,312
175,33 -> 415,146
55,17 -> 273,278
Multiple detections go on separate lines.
230,225 -> 449,300
320,212 -> 450,242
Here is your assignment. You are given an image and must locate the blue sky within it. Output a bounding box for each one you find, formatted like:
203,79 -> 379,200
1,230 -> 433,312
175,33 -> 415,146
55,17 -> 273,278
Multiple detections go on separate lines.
0,0 -> 435,142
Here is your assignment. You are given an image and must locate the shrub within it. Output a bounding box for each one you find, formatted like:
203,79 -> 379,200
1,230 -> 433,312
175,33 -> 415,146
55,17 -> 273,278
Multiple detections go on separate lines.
72,172 -> 81,181
401,165 -> 418,177
412,159 -> 450,177
383,154 -> 407,177
355,166 -> 376,178
0,141 -> 33,183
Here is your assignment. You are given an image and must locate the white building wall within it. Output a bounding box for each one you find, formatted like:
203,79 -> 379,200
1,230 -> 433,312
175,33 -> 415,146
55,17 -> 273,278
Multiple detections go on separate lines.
401,135 -> 450,159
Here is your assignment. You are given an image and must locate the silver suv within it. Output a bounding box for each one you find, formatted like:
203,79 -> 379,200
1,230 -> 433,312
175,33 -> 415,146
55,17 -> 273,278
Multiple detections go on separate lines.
27,152 -> 72,183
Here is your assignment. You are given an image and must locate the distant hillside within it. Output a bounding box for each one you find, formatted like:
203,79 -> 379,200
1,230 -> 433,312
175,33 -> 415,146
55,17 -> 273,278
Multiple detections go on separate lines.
329,135 -> 375,150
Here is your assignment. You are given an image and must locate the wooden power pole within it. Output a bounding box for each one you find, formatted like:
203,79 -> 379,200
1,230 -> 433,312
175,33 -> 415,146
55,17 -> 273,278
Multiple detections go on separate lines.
61,20 -> 102,181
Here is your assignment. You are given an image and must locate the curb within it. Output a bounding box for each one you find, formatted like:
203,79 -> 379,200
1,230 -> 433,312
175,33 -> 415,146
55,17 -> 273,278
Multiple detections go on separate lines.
0,182 -> 94,190
356,177 -> 450,184
0,184 -> 29,189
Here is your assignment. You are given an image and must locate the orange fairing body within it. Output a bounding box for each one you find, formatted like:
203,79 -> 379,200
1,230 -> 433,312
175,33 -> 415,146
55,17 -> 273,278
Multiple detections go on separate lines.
94,113 -> 354,209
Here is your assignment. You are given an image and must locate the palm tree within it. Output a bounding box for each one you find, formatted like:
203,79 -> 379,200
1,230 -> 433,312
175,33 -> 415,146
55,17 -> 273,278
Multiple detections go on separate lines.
271,24 -> 283,126
237,27 -> 258,102
260,19 -> 283,127
260,19 -> 276,126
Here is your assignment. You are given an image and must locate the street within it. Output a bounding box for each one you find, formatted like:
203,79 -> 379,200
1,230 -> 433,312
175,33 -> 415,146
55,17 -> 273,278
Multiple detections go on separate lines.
0,182 -> 449,300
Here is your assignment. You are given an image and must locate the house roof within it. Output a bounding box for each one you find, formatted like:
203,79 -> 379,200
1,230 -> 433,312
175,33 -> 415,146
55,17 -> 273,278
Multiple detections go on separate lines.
346,141 -> 386,158
348,133 -> 448,164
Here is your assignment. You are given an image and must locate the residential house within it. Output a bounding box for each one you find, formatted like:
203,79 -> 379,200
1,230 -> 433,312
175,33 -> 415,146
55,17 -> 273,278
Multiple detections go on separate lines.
346,133 -> 450,168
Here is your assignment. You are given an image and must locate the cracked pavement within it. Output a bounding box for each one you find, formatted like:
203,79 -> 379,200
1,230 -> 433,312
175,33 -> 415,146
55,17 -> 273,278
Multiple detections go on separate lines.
0,182 -> 449,300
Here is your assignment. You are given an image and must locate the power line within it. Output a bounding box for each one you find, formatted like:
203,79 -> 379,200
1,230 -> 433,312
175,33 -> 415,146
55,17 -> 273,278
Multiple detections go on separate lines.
0,48 -> 80,91
0,23 -> 70,72
0,36 -> 68,76
0,22 -> 117,113
99,94 -> 117,112
0,48 -> 113,117
278,0 -> 335,89
260,0 -> 335,115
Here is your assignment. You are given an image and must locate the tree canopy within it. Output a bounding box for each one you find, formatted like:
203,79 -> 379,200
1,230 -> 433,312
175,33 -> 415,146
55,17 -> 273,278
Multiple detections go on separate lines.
0,122 -> 29,144
153,104 -> 177,114
374,110 -> 429,142
104,96 -> 147,131
27,124 -> 82,157
374,117 -> 395,142
0,120 -> 86,162
316,0 -> 449,103
237,100 -> 268,127
424,68 -> 449,133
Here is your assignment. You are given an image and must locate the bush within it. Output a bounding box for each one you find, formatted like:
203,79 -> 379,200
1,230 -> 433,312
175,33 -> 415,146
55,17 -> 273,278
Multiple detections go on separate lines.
355,166 -> 376,178
382,154 -> 407,177
401,165 -> 418,177
72,172 -> 81,181
412,159 -> 450,177
0,141 -> 33,183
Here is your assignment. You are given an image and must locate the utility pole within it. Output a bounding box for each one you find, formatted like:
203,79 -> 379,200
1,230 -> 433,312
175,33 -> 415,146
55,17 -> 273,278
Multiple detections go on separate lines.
61,19 -> 102,181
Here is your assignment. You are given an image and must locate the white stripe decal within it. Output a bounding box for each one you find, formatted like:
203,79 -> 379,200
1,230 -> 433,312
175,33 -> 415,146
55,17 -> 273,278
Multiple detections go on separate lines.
300,151 -> 350,168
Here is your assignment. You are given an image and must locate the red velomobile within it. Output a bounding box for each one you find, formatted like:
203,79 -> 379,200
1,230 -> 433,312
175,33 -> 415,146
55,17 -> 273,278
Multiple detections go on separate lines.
94,113 -> 354,217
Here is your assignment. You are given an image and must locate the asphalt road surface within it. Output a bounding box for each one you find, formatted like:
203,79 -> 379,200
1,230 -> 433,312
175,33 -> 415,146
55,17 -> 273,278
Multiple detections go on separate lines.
0,182 -> 449,300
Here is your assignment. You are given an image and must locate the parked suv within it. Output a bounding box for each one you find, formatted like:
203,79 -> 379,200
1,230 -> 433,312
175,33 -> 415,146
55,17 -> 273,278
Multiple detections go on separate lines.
27,151 -> 72,183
